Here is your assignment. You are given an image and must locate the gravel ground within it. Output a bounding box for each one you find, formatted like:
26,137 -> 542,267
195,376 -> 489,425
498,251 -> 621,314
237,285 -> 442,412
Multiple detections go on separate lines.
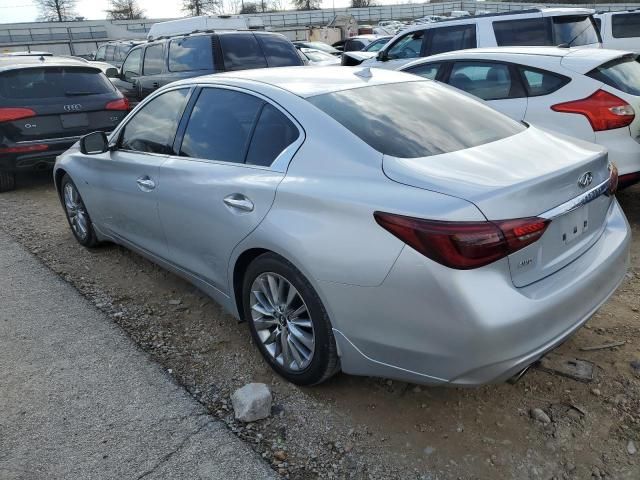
1,171 -> 639,480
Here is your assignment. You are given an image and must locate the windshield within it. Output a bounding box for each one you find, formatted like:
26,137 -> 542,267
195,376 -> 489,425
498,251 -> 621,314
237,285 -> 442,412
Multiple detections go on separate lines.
364,38 -> 390,52
302,49 -> 335,62
588,56 -> 640,96
0,67 -> 114,99
553,16 -> 601,46
307,81 -> 525,158
306,42 -> 338,54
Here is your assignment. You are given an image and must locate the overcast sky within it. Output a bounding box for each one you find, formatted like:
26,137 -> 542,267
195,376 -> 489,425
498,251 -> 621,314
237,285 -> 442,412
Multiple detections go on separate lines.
0,0 -> 383,24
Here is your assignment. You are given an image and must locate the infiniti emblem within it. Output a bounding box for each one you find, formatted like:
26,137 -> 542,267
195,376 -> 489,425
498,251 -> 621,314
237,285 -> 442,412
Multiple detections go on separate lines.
63,104 -> 82,112
577,171 -> 593,189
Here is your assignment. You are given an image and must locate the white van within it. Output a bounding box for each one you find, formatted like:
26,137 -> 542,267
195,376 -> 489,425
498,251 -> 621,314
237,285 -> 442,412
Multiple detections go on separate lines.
147,15 -> 262,40
594,10 -> 640,52
353,8 -> 601,69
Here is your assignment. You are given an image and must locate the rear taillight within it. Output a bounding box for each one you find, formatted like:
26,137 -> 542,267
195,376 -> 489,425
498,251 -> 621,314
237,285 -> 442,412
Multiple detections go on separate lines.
0,144 -> 48,154
551,90 -> 635,131
608,163 -> 619,195
0,107 -> 36,123
105,98 -> 130,111
374,212 -> 549,270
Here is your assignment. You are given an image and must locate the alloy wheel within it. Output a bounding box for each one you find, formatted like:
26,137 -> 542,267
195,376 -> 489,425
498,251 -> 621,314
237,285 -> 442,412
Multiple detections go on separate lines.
63,182 -> 90,241
250,272 -> 315,372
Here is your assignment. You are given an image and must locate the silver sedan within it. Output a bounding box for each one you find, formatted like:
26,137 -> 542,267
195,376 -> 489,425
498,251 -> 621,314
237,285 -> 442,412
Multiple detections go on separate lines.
54,67 -> 630,386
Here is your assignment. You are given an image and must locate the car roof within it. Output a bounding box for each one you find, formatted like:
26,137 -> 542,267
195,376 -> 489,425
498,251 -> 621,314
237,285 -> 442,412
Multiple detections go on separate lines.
0,55 -> 101,73
402,46 -> 634,74
175,65 -> 421,98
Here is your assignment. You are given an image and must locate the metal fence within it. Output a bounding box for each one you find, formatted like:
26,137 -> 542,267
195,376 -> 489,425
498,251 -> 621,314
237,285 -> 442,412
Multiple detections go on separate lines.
0,26 -> 107,44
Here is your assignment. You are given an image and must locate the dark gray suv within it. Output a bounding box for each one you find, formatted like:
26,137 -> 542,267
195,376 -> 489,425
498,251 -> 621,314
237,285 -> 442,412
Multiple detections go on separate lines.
111,31 -> 303,102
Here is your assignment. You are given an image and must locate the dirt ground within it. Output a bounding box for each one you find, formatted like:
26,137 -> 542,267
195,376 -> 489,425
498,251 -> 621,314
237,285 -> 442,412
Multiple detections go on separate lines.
1,171 -> 639,480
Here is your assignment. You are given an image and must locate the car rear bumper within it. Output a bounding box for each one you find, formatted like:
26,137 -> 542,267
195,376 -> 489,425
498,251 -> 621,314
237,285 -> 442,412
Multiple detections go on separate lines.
323,199 -> 630,386
0,136 -> 82,171
596,128 -> 640,182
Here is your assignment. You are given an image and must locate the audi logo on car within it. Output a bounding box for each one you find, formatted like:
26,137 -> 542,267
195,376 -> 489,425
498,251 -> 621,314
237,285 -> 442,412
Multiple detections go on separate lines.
64,104 -> 82,112
577,171 -> 593,189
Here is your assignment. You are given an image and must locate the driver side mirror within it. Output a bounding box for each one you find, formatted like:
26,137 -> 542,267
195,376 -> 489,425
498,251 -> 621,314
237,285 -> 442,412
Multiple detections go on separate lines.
80,131 -> 109,155
105,67 -> 118,78
377,50 -> 388,62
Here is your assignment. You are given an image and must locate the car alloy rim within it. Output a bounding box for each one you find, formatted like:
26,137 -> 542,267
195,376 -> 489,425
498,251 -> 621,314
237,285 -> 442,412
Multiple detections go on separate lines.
250,272 -> 315,372
63,183 -> 89,241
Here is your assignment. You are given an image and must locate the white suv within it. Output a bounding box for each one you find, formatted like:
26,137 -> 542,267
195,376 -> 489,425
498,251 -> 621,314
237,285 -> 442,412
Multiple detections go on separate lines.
356,8 -> 601,70
594,10 -> 640,52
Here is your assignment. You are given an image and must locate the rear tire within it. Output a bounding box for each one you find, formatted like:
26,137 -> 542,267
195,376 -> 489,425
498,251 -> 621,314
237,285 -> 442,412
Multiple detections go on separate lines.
0,171 -> 16,193
60,174 -> 99,248
243,253 -> 340,386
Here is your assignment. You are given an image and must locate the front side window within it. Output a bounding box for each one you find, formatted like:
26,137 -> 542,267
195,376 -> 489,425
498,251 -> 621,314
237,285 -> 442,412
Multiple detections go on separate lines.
428,25 -> 476,56
520,67 -> 569,96
116,44 -> 132,61
493,18 -> 552,46
587,57 -> 640,96
122,48 -> 142,81
95,45 -> 106,61
404,62 -> 442,80
448,62 -> 518,100
220,33 -> 268,71
387,31 -> 425,60
256,34 -> 303,67
119,89 -> 189,155
143,44 -> 164,75
612,13 -> 640,39
169,36 -> 214,72
307,81 -> 525,158
105,45 -> 116,61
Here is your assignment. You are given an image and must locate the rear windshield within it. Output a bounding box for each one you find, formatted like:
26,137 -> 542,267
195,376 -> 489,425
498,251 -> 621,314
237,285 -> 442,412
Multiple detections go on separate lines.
612,13 -> 640,39
307,81 -> 525,158
0,67 -> 114,99
588,56 -> 640,96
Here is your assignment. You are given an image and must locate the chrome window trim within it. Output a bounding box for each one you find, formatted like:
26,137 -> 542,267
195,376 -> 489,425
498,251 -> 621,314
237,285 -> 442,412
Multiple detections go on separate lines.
539,177 -> 612,220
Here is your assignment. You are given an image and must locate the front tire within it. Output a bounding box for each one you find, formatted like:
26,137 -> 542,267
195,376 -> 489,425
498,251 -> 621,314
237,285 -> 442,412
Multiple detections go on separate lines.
60,174 -> 99,248
0,171 -> 16,192
243,253 -> 340,386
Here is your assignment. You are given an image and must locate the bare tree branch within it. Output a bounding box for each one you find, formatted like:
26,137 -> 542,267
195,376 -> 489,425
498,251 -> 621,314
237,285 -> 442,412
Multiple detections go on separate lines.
106,0 -> 145,20
35,0 -> 77,22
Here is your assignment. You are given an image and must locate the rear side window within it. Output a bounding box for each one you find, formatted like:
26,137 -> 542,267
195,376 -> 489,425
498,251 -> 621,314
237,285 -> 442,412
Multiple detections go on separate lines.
256,34 -> 303,67
169,36 -> 214,72
307,81 -> 525,158
493,18 -> 552,46
612,13 -> 640,39
587,57 -> 640,96
143,44 -> 164,75
519,67 -> 569,96
220,34 -> 268,71
120,89 -> 189,155
246,104 -> 299,166
180,88 -> 263,163
404,62 -> 442,80
0,67 -> 114,99
449,62 -> 521,100
428,25 -> 476,56
552,16 -> 600,46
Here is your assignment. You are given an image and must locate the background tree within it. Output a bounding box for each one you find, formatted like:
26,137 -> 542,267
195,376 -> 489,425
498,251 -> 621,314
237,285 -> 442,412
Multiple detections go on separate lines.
240,2 -> 258,13
351,0 -> 375,6
36,0 -> 77,22
182,0 -> 223,16
291,0 -> 320,11
106,0 -> 145,20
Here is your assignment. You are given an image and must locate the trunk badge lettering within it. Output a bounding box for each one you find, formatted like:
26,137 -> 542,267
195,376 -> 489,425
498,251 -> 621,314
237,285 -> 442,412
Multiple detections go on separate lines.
577,172 -> 593,189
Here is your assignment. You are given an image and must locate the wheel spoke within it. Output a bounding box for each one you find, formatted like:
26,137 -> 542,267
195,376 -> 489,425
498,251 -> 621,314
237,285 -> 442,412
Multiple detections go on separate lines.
287,335 -> 304,368
280,329 -> 292,368
285,284 -> 298,309
258,277 -> 276,310
289,317 -> 312,329
251,301 -> 274,318
253,317 -> 278,331
288,323 -> 314,350
267,274 -> 281,306
290,304 -> 307,320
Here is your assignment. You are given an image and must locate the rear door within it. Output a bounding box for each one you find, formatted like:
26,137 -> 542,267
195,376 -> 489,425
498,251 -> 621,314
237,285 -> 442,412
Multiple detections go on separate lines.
158,86 -> 301,293
0,66 -> 126,144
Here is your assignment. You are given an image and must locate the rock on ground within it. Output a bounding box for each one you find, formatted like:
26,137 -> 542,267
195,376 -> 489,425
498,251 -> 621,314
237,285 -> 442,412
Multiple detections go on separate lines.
232,383 -> 272,423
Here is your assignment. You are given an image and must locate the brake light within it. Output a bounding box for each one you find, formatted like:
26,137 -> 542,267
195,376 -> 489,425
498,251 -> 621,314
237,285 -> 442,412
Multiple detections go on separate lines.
105,98 -> 130,111
0,107 -> 36,123
551,90 -> 635,131
608,163 -> 619,195
374,212 -> 549,270
0,144 -> 48,154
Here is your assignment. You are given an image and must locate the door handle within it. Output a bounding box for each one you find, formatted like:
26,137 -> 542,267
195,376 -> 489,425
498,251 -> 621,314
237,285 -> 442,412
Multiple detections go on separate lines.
136,176 -> 156,191
223,194 -> 254,212
152,81 -> 160,89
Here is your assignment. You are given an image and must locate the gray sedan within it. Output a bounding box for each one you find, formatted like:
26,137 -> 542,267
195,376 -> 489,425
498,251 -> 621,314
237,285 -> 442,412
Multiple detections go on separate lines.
54,67 -> 630,386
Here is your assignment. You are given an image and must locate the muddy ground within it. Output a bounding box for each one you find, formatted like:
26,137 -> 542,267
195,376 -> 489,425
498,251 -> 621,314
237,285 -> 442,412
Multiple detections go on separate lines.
1,172 -> 639,480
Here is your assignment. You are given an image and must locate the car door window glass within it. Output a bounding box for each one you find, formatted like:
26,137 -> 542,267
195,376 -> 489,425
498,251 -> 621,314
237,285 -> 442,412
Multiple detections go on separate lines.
345,39 -> 365,52
119,89 -> 189,155
116,44 -> 132,61
428,25 -> 476,55
169,36 -> 214,72
449,62 -> 515,100
520,67 -> 569,96
246,104 -> 299,166
220,34 -> 267,71
552,16 -> 600,46
95,45 -> 106,61
143,44 -> 164,75
493,18 -> 552,46
122,48 -> 141,81
105,45 -> 116,61
180,88 -> 263,163
256,34 -> 303,67
404,62 -> 441,80
387,31 -> 425,60
612,13 -> 640,39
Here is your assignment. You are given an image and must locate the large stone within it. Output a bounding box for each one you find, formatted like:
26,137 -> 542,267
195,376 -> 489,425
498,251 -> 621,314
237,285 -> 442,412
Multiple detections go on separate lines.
231,383 -> 273,422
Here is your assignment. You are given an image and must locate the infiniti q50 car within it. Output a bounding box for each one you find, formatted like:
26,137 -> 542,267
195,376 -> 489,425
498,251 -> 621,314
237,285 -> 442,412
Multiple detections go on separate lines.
54,67 -> 630,386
